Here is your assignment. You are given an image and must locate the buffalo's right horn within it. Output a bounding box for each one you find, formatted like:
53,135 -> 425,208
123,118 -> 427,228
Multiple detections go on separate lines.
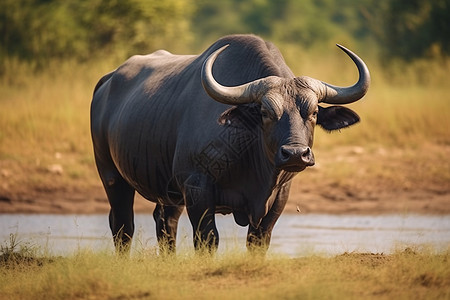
319,44 -> 370,104
201,45 -> 278,105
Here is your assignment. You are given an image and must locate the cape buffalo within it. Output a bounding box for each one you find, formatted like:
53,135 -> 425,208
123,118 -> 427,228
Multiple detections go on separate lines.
90,34 -> 370,254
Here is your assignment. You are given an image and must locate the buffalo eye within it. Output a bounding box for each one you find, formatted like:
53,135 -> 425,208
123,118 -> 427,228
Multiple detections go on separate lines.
261,106 -> 275,121
308,108 -> 318,123
261,95 -> 283,121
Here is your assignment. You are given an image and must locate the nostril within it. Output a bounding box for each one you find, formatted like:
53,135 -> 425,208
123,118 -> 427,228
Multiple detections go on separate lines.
280,147 -> 291,161
301,147 -> 311,158
301,147 -> 315,166
281,148 -> 292,159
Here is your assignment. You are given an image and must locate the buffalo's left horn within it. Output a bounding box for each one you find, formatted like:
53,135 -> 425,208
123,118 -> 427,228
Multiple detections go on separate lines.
201,45 -> 277,105
319,44 -> 370,104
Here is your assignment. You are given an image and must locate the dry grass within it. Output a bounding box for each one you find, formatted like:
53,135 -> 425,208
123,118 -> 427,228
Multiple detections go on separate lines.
0,52 -> 449,213
0,237 -> 448,299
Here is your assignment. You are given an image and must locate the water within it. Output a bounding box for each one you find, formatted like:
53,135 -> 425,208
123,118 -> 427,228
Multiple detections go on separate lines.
1,213 -> 449,256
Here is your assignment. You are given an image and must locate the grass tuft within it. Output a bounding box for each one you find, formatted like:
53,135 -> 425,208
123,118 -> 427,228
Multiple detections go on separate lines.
0,234 -> 53,269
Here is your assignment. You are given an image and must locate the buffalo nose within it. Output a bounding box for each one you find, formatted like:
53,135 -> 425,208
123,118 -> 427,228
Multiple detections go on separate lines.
279,146 -> 315,168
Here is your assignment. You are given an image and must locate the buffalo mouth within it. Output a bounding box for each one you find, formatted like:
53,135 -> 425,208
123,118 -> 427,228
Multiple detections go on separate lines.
280,164 -> 308,172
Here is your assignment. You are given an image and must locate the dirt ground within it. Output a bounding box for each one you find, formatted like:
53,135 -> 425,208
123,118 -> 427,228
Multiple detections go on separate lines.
0,181 -> 448,216
0,146 -> 449,215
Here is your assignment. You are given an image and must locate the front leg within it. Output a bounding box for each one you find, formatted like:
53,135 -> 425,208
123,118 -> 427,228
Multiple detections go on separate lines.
247,182 -> 291,254
183,174 -> 219,253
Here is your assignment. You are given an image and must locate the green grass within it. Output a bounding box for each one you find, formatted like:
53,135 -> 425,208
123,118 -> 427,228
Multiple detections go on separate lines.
0,236 -> 449,299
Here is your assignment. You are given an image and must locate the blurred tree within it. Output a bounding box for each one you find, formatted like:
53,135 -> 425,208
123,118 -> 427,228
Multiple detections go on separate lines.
76,0 -> 193,57
191,0 -> 374,50
1,0 -> 448,70
190,0 -> 246,45
368,0 -> 450,60
0,0 -> 193,68
271,0 -> 336,47
0,0 -> 80,64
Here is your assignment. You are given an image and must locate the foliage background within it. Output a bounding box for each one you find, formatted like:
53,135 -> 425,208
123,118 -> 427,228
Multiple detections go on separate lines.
1,0 -> 449,68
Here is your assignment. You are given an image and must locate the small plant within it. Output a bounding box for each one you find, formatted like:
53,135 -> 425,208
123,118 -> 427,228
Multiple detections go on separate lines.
0,233 -> 48,267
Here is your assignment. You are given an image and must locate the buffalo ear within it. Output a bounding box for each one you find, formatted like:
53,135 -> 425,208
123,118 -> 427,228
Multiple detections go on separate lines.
218,104 -> 261,127
317,105 -> 360,131
218,106 -> 238,125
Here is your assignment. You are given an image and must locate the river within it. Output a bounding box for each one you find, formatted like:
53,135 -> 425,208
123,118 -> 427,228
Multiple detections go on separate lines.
1,213 -> 449,256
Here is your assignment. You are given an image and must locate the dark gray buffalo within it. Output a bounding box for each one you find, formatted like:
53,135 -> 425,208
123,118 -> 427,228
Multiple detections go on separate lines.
91,34 -> 370,254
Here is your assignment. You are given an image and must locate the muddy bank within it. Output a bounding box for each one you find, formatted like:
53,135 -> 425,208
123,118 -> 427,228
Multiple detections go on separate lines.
0,183 -> 448,215
1,145 -> 449,215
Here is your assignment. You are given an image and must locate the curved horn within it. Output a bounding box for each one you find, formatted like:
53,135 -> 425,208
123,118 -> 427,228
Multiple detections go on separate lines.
201,45 -> 268,105
320,44 -> 370,104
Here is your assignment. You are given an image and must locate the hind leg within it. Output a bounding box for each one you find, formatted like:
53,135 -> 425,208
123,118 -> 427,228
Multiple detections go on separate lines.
96,160 -> 135,253
153,204 -> 184,254
183,174 -> 219,253
106,175 -> 135,253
